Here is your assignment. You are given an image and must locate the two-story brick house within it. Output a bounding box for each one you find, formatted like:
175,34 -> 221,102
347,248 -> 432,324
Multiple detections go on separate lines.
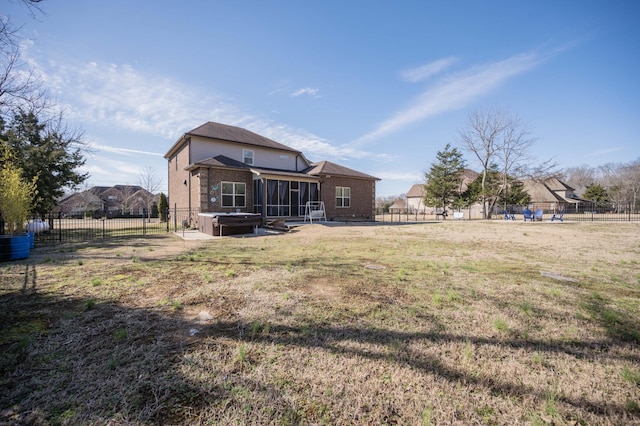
164,122 -> 379,224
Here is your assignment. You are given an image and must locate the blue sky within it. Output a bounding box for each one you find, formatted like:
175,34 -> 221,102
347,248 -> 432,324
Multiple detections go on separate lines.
6,0 -> 640,197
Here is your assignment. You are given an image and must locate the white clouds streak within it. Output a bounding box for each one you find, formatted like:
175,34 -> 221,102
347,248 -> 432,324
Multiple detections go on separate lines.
29,54 -> 382,162
374,170 -> 423,181
291,87 -> 320,97
400,57 -> 458,83
38,60 -> 239,140
245,119 -> 390,162
354,50 -> 550,145
86,142 -> 164,157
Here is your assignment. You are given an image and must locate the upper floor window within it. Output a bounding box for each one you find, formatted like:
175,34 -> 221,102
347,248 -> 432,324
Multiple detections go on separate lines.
222,182 -> 246,208
243,149 -> 254,165
336,186 -> 350,208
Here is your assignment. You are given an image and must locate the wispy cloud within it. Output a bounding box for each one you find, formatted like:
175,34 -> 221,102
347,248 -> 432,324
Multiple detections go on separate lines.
37,61 -> 227,139
291,87 -> 321,98
86,142 -> 164,157
245,119 -> 390,162
585,147 -> 624,157
373,171 -> 424,181
26,51 -> 382,163
353,50 -> 553,145
400,57 -> 458,83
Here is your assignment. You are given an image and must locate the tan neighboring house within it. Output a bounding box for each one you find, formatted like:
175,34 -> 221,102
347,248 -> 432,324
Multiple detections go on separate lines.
406,169 -> 482,217
406,184 -> 425,214
523,177 -> 587,212
388,198 -> 406,214
164,122 -> 379,224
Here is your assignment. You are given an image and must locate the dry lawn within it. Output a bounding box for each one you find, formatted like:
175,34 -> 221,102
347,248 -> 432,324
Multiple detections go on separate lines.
1,220 -> 639,425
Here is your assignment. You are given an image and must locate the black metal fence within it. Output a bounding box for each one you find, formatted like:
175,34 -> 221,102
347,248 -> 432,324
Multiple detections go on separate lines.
27,208 -> 202,246
495,201 -> 640,222
375,200 -> 640,223
22,201 -> 640,246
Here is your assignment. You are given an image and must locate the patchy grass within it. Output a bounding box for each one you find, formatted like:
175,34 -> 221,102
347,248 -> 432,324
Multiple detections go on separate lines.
1,222 -> 639,425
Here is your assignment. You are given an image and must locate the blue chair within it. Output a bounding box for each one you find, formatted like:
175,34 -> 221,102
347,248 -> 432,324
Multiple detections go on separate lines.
502,210 -> 515,220
534,209 -> 544,221
551,210 -> 565,222
523,209 -> 534,221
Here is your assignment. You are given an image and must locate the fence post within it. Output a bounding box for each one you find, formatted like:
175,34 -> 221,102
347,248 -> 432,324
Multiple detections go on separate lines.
173,205 -> 177,232
143,209 -> 147,235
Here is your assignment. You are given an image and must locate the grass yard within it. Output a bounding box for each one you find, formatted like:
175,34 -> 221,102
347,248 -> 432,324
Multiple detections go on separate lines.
1,221 -> 639,425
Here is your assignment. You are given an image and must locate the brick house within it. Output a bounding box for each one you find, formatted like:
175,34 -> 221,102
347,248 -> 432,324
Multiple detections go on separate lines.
164,122 -> 379,224
57,185 -> 155,217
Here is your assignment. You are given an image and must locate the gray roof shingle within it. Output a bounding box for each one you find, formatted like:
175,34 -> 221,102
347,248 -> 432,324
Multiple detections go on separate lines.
187,122 -> 300,153
304,160 -> 379,180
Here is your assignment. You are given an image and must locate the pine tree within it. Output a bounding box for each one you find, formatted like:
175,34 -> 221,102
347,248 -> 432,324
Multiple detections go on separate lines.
583,184 -> 609,206
423,144 -> 466,214
158,193 -> 168,222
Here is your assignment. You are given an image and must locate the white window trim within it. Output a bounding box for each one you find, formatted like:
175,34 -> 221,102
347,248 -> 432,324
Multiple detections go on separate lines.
242,149 -> 254,165
336,186 -> 351,208
222,181 -> 247,208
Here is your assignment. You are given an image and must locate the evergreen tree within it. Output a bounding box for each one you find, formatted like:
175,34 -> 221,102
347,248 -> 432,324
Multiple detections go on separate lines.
461,166 -> 531,213
583,184 -> 610,206
501,179 -> 531,207
0,111 -> 88,216
158,192 -> 168,222
423,144 -> 466,213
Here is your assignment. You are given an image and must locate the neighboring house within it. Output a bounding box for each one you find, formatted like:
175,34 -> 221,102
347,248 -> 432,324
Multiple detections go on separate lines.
406,169 -> 481,215
523,177 -> 587,212
388,198 -> 406,214
57,185 -> 156,217
406,184 -> 425,213
164,122 -> 379,223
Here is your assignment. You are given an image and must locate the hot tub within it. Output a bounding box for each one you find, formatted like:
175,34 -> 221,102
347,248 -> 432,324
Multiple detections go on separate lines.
198,212 -> 262,236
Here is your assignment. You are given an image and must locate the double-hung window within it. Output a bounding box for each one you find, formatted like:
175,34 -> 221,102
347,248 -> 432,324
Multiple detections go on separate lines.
336,186 -> 350,208
242,149 -> 254,165
222,182 -> 246,208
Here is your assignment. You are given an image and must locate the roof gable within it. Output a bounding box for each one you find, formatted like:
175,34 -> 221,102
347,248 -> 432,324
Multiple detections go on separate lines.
187,122 -> 300,153
406,184 -> 425,198
305,161 -> 379,180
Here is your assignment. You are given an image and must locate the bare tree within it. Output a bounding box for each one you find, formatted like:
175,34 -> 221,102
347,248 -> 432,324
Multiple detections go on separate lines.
114,185 -> 137,216
562,165 -> 595,197
137,167 -> 162,221
620,159 -> 640,212
458,107 -> 544,218
0,10 -> 48,119
598,163 -> 626,212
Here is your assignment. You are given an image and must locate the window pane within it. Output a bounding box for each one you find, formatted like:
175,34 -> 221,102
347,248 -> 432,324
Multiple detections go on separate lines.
243,150 -> 253,165
235,183 -> 246,195
222,195 -> 233,207
222,182 -> 233,194
235,195 -> 245,207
